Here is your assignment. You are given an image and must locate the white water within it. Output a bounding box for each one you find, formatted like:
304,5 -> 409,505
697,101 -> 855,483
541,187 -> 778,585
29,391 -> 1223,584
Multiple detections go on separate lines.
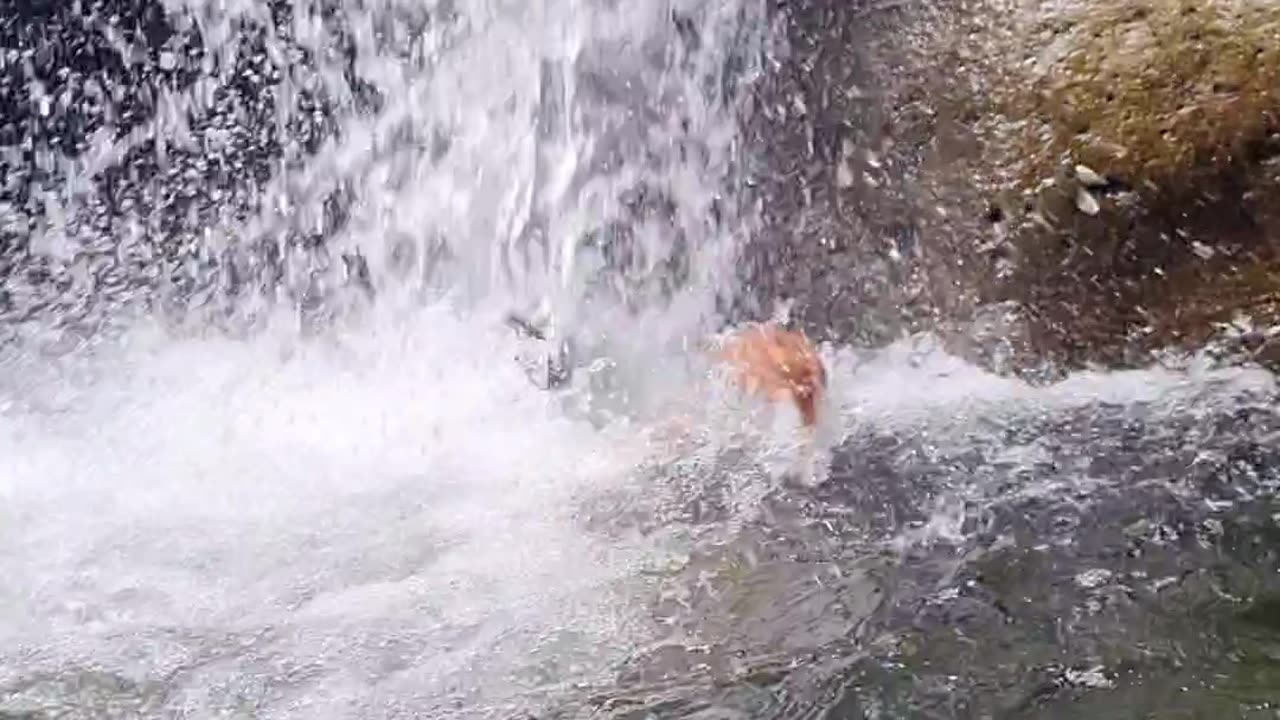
0,310 -> 677,718
2,0 -> 776,715
1,310 -> 1273,718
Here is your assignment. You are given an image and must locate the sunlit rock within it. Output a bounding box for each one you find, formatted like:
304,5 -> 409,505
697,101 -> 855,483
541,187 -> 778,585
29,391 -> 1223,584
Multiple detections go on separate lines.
893,0 -> 1280,375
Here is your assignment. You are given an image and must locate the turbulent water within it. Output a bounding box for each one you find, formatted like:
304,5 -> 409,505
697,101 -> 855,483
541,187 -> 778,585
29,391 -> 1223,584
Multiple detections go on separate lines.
2,0 -> 1279,718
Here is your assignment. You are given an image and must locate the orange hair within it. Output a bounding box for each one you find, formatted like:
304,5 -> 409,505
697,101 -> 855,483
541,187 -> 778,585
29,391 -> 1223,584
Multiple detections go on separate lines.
714,322 -> 827,427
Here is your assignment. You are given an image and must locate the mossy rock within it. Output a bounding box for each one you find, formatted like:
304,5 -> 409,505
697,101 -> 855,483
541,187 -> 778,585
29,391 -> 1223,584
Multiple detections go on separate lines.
1007,0 -> 1280,197
894,0 -> 1280,376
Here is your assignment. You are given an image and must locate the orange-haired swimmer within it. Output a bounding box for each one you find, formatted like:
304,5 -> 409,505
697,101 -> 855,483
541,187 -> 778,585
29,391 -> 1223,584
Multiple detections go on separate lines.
506,309 -> 828,432
712,322 -> 828,429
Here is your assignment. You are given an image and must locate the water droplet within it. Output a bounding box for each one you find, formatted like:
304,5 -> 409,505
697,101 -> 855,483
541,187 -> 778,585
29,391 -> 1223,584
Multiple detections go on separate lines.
836,162 -> 854,188
1074,569 -> 1113,589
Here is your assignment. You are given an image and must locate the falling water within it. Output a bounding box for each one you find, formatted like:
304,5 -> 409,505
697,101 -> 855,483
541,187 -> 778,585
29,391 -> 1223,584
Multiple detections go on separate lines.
0,0 -> 776,716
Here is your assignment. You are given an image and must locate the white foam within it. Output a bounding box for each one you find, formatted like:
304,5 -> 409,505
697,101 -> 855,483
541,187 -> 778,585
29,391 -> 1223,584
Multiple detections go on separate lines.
822,334 -> 1276,437
0,308 -> 667,717
0,0 -> 778,711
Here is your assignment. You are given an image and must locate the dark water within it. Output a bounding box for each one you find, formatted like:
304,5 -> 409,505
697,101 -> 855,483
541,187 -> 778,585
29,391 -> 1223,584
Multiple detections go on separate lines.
552,366 -> 1280,718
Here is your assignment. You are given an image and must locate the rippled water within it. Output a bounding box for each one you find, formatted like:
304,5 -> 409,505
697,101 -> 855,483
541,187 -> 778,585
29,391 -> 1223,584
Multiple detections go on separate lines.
2,0 -> 1279,718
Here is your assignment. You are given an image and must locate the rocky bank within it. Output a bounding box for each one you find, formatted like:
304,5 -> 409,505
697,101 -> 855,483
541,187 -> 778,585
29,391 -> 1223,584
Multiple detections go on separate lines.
744,0 -> 1280,379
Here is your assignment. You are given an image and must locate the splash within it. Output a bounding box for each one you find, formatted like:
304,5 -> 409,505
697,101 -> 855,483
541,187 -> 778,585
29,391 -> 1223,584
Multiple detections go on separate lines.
0,308 -> 679,718
0,0 -> 774,716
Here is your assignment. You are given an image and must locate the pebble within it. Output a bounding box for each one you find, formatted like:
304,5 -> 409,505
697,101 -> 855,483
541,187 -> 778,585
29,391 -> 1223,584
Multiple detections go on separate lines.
1074,164 -> 1108,188
1064,665 -> 1114,689
1075,186 -> 1101,215
1074,568 -> 1113,589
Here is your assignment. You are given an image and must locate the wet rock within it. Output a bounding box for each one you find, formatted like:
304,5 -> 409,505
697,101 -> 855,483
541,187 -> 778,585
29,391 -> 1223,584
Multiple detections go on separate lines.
603,390 -> 1280,718
745,0 -> 1280,378
735,0 -> 939,347
906,0 -> 1280,375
